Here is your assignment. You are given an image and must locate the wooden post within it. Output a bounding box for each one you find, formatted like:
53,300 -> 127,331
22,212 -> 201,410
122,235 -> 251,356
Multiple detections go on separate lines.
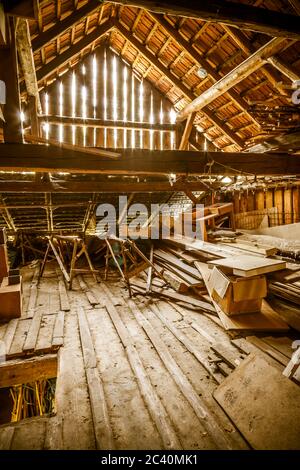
0,3 -> 6,45
255,190 -> 265,211
284,188 -> 293,225
179,112 -> 196,150
274,188 -> 284,225
247,191 -> 255,212
28,95 -> 41,137
0,17 -> 22,143
266,189 -> 274,209
292,187 -> 300,223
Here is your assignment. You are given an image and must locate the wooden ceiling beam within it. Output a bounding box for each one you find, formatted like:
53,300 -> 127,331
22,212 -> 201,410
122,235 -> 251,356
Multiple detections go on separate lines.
0,179 -> 218,193
177,37 -> 286,121
36,19 -> 115,83
221,24 -> 293,94
31,0 -> 101,52
149,13 -> 261,130
108,0 -> 300,39
0,17 -> 23,143
288,0 -> 300,15
0,144 -> 298,176
116,21 -> 244,148
2,0 -> 38,20
0,3 -> 6,45
38,115 -> 178,132
16,18 -> 42,113
267,56 -> 300,82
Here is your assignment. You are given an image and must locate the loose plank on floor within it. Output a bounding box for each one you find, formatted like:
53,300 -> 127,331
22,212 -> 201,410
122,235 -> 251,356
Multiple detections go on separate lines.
99,284 -> 181,450
77,304 -> 114,450
26,267 -> 40,319
150,303 -> 221,383
128,299 -> 234,450
52,311 -> 65,348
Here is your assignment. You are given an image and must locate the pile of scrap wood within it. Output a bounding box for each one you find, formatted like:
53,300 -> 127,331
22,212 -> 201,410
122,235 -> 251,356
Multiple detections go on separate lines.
182,202 -> 235,241
130,235 -> 298,332
268,267 -> 300,305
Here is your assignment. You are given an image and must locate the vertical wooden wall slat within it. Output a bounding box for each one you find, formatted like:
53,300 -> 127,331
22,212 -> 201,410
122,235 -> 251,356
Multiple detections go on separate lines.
274,188 -> 284,225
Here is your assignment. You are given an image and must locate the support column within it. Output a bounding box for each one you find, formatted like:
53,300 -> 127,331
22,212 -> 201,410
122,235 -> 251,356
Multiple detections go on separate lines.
0,17 -> 22,143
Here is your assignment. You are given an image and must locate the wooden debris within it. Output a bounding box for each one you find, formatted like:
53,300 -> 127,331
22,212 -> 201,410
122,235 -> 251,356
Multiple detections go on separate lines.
207,255 -> 286,277
131,280 -> 216,314
214,354 -> 300,449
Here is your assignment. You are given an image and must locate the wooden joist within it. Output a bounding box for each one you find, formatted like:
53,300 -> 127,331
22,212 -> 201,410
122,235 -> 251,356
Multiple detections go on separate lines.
267,56 -> 300,82
220,25 -> 288,96
110,0 -> 300,39
179,113 -> 196,150
0,180 -> 216,194
0,145 -> 299,176
39,115 -> 178,132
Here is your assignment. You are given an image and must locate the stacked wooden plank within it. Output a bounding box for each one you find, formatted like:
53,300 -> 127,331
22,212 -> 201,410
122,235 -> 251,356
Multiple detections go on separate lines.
268,268 -> 300,305
157,236 -> 289,332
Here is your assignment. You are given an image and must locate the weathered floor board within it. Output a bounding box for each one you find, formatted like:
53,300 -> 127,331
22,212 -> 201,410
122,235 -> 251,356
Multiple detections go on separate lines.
2,265 -> 294,450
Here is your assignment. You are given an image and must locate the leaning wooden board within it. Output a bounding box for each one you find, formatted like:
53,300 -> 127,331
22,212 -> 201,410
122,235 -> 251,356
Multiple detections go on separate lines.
195,262 -> 289,332
207,255 -> 286,277
214,354 -> 300,449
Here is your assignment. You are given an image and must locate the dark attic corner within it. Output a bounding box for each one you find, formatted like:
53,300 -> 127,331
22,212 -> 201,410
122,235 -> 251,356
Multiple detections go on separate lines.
0,0 -> 300,459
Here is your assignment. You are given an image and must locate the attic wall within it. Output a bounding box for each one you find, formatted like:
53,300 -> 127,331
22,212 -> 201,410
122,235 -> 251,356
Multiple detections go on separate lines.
230,186 -> 300,229
39,47 -> 178,150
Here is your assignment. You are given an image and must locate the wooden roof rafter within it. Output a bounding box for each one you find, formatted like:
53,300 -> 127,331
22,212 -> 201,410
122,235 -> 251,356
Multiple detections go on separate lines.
36,18 -> 115,83
31,0 -> 102,52
115,20 -> 244,149
221,24 -> 295,94
147,12 -> 262,131
16,1 -> 299,150
177,36 -> 288,121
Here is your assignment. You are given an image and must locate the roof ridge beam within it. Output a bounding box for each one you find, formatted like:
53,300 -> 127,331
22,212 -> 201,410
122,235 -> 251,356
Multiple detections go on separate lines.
107,0 -> 300,39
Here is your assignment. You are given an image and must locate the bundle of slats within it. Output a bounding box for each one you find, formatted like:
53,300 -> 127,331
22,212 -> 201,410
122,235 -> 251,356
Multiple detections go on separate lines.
154,247 -> 203,292
268,268 -> 300,306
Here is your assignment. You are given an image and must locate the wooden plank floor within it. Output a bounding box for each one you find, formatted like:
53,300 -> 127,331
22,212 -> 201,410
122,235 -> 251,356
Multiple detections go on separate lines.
0,263 -> 295,450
